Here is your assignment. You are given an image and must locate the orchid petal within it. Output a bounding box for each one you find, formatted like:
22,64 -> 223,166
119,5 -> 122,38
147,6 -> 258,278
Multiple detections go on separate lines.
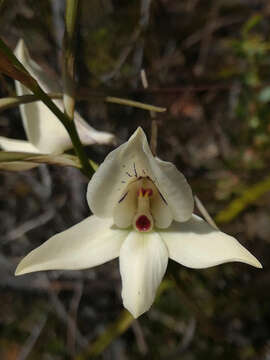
113,185 -> 137,228
15,215 -> 128,275
153,158 -> 194,221
15,39 -> 70,154
14,39 -> 115,153
151,192 -> 173,228
87,127 -> 193,222
0,136 -> 40,153
119,230 -> 168,318
160,214 -> 262,269
87,128 -> 146,217
74,111 -> 115,146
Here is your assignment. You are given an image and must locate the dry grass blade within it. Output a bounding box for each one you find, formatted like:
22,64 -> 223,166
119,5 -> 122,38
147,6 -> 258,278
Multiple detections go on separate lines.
0,93 -> 62,112
194,195 -> 219,230
0,151 -> 81,171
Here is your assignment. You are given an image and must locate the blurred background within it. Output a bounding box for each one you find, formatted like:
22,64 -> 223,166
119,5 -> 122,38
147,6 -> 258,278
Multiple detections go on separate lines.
0,0 -> 270,359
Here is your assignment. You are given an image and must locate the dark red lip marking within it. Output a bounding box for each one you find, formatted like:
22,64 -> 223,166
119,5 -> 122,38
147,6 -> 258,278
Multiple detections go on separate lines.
137,188 -> 153,197
136,215 -> 151,232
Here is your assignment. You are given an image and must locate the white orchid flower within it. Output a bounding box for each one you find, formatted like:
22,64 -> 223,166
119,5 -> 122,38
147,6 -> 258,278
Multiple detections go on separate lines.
0,39 -> 115,155
15,128 -> 262,318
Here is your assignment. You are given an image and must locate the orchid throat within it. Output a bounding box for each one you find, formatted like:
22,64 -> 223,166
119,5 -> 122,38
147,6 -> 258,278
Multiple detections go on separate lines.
115,176 -> 167,232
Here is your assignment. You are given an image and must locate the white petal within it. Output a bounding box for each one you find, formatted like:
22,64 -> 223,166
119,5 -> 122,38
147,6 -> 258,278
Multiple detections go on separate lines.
87,127 -> 146,217
74,111 -> 115,146
160,214 -> 262,269
0,136 -> 40,153
119,231 -> 168,318
14,40 -> 72,154
151,192 -> 173,228
15,215 -> 128,275
113,185 -> 137,228
87,127 -> 193,222
15,40 -> 59,93
153,158 -> 194,222
14,40 -> 115,153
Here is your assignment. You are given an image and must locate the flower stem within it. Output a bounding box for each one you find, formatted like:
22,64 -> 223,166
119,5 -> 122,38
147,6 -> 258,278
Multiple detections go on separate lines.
63,0 -> 79,119
61,0 -> 94,177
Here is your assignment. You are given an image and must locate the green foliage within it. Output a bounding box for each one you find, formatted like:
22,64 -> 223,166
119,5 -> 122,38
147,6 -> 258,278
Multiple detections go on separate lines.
216,175 -> 270,223
224,14 -> 270,151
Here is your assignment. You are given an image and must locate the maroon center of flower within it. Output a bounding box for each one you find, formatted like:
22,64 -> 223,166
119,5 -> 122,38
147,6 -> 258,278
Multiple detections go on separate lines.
136,215 -> 151,232
137,188 -> 153,197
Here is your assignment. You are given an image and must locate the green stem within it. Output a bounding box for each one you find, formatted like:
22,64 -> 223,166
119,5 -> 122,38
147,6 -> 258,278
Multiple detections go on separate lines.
63,0 -> 79,119
65,0 -> 79,36
62,0 -> 94,176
